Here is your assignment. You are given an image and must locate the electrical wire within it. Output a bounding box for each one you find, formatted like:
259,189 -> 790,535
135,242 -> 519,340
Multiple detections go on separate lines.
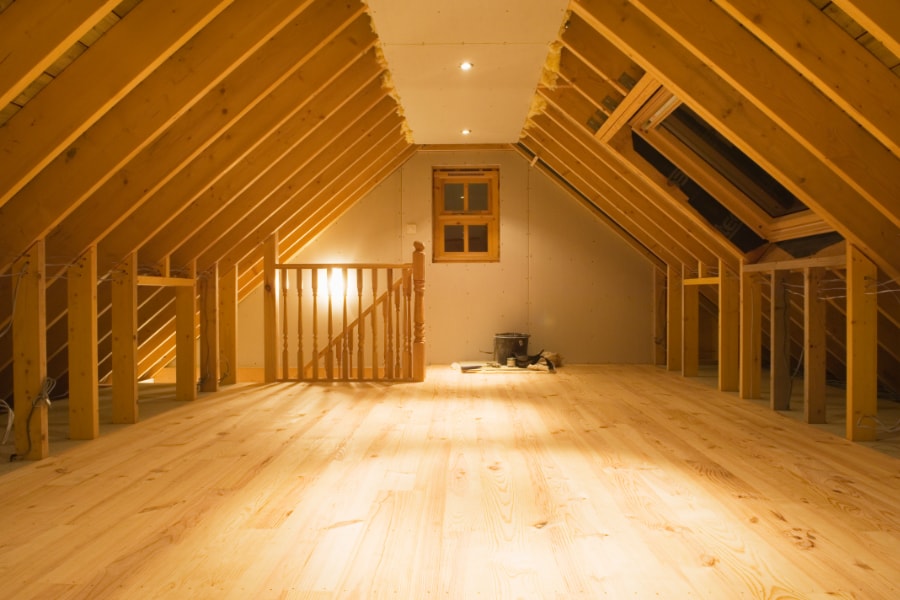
0,399 -> 13,445
9,377 -> 56,462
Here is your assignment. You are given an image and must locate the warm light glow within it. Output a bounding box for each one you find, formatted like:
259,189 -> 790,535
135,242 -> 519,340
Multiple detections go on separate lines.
329,269 -> 344,297
459,61 -> 473,71
461,128 -> 471,136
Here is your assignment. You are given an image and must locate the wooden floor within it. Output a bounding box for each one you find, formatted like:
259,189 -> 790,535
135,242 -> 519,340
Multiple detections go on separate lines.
1,365 -> 899,599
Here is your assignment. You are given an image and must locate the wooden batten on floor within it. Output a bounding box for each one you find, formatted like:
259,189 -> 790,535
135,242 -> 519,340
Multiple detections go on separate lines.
200,262 -> 219,393
175,261 -> 197,402
218,265 -> 238,385
111,251 -> 139,424
666,263 -> 682,371
804,267 -> 827,424
12,240 -> 49,460
67,245 -> 99,440
769,269 -> 791,410
846,245 -> 878,441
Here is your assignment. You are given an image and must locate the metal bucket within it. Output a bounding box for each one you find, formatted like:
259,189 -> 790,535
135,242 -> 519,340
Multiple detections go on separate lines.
493,333 -> 529,364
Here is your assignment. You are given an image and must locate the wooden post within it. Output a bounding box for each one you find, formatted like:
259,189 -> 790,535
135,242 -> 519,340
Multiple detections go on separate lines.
200,262 -> 219,392
718,260 -> 740,392
263,234 -> 279,383
111,251 -> 138,424
770,270 -> 792,410
654,268 -> 667,366
218,265 -> 238,385
740,271 -> 762,399
682,264 -> 699,377
666,264 -> 683,371
804,267 -> 827,424
412,241 -> 426,382
175,261 -> 197,402
666,264 -> 683,372
67,246 -> 99,440
846,245 -> 878,441
12,240 -> 49,459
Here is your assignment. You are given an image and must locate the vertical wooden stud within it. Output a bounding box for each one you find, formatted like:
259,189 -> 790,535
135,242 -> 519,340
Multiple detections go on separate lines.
12,240 -> 49,459
111,251 -> 138,424
740,271 -> 762,399
218,265 -> 238,385
175,261 -> 197,402
718,261 -> 740,392
682,264 -> 699,377
412,242 -> 426,382
200,262 -> 219,392
357,268 -> 365,380
263,234 -> 279,383
68,245 -> 99,440
770,270 -> 792,410
654,268 -> 667,366
281,267 -> 290,380
846,245 -> 878,441
666,263 -> 683,372
804,267 -> 827,424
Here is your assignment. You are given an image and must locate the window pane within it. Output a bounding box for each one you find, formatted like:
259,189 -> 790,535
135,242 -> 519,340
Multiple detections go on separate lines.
468,182 -> 489,211
468,224 -> 488,252
444,183 -> 464,212
444,225 -> 465,252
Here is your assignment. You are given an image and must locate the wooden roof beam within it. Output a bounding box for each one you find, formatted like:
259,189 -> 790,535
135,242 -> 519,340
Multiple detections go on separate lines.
143,55 -> 387,268
522,117 -> 694,266
0,0 -> 234,208
628,0 -> 900,231
0,0 -> 328,274
47,9 -> 376,281
572,0 -> 900,283
166,76 -> 392,269
712,0 -> 900,159
833,0 -> 900,59
512,144 -> 667,272
0,0 -> 121,108
191,104 -> 403,274
222,117 -> 409,279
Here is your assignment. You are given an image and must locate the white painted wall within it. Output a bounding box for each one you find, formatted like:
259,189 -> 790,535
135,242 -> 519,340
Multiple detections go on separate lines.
238,149 -> 654,367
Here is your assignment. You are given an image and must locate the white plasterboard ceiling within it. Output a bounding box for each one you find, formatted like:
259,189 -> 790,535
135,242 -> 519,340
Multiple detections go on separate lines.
366,0 -> 570,145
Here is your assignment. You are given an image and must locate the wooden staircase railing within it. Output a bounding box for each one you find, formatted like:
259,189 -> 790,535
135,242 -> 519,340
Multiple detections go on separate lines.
266,242 -> 425,382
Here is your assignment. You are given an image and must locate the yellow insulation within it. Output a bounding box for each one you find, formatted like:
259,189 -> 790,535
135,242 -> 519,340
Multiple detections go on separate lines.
366,1 -> 416,144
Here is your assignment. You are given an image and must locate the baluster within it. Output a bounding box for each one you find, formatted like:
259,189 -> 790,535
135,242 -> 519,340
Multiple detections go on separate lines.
341,267 -> 349,380
413,241 -> 426,382
394,271 -> 402,376
297,268 -> 303,381
403,267 -> 412,378
371,268 -> 378,380
311,268 -> 319,380
357,268 -> 364,380
327,268 -> 334,379
385,269 -> 394,379
281,268 -> 289,380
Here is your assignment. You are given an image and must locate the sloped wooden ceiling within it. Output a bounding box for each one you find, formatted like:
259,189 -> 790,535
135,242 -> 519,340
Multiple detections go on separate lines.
0,0 -> 415,395
0,0 -> 899,400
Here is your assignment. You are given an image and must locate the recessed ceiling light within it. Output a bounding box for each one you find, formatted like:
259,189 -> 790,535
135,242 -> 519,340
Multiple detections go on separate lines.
461,129 -> 471,136
459,61 -> 473,71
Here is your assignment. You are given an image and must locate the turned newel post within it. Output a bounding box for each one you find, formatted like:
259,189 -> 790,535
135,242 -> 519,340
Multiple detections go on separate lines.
412,241 -> 426,382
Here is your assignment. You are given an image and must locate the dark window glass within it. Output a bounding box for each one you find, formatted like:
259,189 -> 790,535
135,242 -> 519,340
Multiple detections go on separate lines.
444,183 -> 464,212
468,224 -> 488,252
444,225 -> 464,252
468,183 -> 489,212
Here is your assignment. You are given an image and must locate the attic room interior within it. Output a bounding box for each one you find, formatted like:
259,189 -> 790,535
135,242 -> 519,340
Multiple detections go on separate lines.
1,0 -> 899,597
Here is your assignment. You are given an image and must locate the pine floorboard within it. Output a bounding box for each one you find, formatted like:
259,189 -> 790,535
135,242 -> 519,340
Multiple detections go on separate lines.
0,365 -> 898,599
